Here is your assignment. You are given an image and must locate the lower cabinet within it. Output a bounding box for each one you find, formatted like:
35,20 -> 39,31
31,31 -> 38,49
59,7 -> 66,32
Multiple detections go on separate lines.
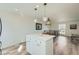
26,34 -> 53,55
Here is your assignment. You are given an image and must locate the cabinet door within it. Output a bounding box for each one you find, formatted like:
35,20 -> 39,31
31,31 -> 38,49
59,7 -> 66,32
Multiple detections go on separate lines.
46,39 -> 53,55
26,35 -> 31,42
26,37 -> 36,54
32,37 -> 46,55
26,35 -> 31,53
27,41 -> 35,54
26,35 -> 46,55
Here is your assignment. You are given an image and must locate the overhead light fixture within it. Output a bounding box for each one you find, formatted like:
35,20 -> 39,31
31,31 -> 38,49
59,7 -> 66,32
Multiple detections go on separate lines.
34,7 -> 38,23
36,5 -> 39,8
15,8 -> 19,11
15,8 -> 24,17
46,18 -> 51,25
34,19 -> 37,23
43,3 -> 48,22
34,5 -> 40,23
43,17 -> 48,22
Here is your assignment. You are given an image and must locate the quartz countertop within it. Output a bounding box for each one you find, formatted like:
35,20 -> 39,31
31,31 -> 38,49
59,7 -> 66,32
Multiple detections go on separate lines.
26,33 -> 55,41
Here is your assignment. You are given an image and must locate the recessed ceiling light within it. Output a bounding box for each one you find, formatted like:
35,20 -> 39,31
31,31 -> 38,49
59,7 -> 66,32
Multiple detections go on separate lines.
20,12 -> 24,16
35,5 -> 39,8
15,8 -> 19,11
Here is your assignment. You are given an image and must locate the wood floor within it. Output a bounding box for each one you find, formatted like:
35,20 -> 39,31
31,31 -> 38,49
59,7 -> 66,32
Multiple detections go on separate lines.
1,36 -> 79,55
53,36 -> 79,55
2,42 -> 30,55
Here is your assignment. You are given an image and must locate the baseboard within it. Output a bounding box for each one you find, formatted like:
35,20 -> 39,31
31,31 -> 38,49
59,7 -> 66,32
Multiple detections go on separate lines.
2,41 -> 26,50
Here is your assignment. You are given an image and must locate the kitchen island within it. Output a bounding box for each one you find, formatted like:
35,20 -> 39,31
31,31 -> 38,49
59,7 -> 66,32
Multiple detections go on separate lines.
26,33 -> 55,55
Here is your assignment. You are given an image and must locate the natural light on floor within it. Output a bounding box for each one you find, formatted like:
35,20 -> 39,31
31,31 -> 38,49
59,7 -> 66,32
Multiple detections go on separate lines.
57,36 -> 68,50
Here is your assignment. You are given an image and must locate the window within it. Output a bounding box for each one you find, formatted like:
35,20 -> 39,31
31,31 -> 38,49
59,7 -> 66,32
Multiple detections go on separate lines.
58,24 -> 66,35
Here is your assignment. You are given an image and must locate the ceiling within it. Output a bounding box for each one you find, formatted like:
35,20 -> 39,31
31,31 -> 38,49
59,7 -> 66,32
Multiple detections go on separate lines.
0,3 -> 79,22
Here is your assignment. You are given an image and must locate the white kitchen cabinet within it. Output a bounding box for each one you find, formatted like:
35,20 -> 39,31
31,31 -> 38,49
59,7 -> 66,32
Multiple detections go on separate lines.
26,34 -> 55,55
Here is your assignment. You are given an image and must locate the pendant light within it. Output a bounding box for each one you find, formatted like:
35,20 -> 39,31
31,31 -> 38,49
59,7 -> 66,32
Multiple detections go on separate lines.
34,7 -> 38,23
43,3 -> 48,22
46,18 -> 51,25
34,5 -> 39,23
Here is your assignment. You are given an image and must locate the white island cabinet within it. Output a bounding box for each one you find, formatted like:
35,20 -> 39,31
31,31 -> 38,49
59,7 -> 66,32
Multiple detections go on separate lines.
26,34 -> 55,55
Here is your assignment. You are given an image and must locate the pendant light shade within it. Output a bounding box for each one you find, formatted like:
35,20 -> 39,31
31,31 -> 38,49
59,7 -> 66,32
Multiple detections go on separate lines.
43,17 -> 48,22
43,3 -> 48,22
34,7 -> 38,23
34,19 -> 37,23
46,18 -> 51,25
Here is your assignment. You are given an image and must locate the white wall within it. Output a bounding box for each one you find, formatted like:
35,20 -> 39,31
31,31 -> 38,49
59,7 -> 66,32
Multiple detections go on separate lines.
51,20 -> 79,36
64,21 -> 79,36
2,11 -> 79,48
0,12 -> 42,48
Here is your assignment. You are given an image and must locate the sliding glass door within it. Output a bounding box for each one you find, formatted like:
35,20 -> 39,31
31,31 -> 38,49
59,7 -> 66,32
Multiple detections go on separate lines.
58,24 -> 66,35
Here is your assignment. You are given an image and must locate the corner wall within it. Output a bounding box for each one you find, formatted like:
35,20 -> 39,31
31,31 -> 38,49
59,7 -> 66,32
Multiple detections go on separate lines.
0,12 -> 42,48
